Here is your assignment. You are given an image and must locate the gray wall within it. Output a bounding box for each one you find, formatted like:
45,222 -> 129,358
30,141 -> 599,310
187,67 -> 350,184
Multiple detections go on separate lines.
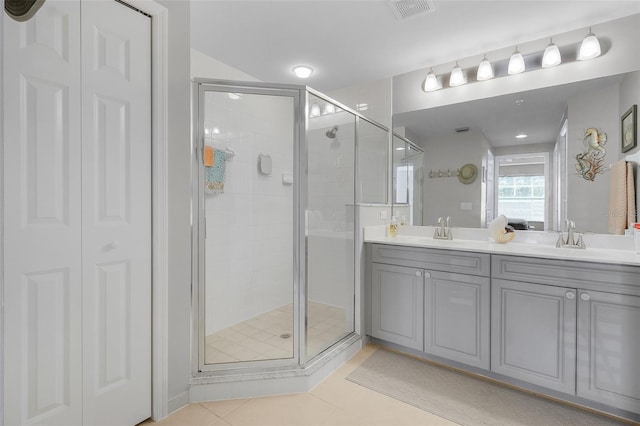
567,83 -> 620,233
393,14 -> 640,115
619,71 -> 640,161
420,129 -> 487,227
618,71 -> 640,220
156,0 -> 193,413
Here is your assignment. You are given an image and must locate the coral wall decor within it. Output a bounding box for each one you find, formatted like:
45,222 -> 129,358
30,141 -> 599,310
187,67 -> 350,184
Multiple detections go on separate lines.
576,127 -> 607,181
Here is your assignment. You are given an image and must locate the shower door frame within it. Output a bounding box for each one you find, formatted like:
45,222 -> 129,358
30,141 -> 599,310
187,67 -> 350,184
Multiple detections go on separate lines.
191,80 -> 306,374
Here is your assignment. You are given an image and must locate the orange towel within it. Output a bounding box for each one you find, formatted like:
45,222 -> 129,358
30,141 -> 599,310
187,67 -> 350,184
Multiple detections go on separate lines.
204,146 -> 214,167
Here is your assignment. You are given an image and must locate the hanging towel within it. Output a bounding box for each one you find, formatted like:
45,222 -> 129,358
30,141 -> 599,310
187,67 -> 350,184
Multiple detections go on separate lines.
608,160 -> 636,234
206,148 -> 226,193
627,161 -> 636,227
204,145 -> 214,167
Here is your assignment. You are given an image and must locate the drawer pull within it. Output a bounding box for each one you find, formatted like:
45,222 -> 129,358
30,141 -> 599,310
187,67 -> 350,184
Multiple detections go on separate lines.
424,272 -> 431,278
565,291 -> 575,299
415,271 -> 422,277
580,293 -> 591,301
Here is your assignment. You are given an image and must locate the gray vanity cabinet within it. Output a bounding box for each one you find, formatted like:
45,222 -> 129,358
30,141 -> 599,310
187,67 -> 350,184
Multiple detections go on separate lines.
576,290 -> 640,414
370,262 -> 424,351
368,244 -> 490,364
492,254 -> 640,414
491,278 -> 577,394
424,271 -> 490,369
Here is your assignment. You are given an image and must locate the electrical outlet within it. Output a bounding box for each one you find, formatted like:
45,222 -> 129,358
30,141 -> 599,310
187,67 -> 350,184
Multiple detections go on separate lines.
380,210 -> 388,220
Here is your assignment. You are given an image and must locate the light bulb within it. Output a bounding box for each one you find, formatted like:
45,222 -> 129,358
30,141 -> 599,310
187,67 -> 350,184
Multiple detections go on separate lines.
578,28 -> 601,60
449,62 -> 466,87
508,47 -> 525,75
542,39 -> 561,68
309,102 -> 321,118
323,103 -> 336,115
423,68 -> 439,91
476,55 -> 494,81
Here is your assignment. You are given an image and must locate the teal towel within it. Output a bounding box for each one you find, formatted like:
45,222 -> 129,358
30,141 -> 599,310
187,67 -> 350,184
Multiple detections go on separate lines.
206,148 -> 226,193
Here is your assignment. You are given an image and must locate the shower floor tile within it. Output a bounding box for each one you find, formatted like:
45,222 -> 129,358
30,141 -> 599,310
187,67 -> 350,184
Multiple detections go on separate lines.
204,301 -> 350,364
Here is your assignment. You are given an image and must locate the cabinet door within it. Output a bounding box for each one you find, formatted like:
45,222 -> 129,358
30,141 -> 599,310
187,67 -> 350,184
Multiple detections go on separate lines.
577,290 -> 640,413
491,279 -> 576,394
370,263 -> 424,351
424,271 -> 490,369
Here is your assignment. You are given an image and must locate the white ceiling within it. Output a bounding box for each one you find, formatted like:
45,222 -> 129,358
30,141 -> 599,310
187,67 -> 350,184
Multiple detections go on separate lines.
190,1 -> 640,92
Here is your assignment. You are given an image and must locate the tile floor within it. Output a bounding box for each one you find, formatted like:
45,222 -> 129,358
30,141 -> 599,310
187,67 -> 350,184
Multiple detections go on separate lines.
146,344 -> 457,426
205,301 -> 351,364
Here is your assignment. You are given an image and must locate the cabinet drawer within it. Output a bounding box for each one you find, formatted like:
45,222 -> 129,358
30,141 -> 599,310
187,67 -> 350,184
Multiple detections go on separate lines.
370,244 -> 490,277
492,255 -> 640,296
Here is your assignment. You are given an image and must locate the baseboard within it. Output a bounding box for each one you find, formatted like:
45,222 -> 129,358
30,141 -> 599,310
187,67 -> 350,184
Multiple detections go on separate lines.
167,390 -> 190,415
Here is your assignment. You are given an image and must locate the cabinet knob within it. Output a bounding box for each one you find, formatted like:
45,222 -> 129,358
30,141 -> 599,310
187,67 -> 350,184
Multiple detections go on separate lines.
565,291 -> 575,299
580,293 -> 591,301
415,271 -> 422,277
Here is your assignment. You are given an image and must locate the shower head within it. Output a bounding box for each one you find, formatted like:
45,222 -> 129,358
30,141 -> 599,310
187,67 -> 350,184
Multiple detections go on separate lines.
326,126 -> 339,139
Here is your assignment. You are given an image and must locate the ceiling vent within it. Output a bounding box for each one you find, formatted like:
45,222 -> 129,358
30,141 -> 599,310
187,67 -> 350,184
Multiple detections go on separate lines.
388,0 -> 436,20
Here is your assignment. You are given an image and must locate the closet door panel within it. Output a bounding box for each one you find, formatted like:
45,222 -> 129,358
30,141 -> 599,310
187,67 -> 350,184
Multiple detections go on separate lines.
80,2 -> 152,425
3,1 -> 83,425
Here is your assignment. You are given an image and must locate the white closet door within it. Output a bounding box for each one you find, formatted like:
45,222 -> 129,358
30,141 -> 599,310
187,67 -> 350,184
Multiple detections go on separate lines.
3,1 -> 83,425
80,1 -> 151,425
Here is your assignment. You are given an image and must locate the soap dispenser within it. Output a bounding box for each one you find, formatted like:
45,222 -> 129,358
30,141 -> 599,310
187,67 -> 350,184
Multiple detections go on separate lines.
389,216 -> 398,237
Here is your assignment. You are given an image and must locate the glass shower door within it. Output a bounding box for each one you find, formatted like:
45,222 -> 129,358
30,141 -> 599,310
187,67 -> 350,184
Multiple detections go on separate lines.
196,85 -> 300,368
305,93 -> 356,360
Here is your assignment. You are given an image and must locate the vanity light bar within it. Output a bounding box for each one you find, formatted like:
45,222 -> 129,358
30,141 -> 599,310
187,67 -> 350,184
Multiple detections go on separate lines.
422,28 -> 603,92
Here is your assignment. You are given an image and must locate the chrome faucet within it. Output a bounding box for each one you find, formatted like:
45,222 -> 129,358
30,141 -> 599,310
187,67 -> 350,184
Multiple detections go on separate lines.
556,219 -> 586,249
434,216 -> 453,240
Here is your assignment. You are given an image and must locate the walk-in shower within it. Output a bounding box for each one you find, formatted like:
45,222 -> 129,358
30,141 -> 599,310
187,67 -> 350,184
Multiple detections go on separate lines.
192,80 -> 390,375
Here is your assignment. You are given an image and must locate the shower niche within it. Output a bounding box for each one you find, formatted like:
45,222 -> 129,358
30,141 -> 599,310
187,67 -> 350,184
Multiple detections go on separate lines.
192,80 -> 389,374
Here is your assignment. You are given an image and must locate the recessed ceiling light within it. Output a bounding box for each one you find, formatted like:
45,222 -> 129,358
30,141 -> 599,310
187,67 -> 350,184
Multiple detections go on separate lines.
515,134 -> 528,139
292,65 -> 313,79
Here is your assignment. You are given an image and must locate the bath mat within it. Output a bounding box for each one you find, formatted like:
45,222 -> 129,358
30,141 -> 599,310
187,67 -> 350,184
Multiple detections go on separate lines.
346,348 -> 626,426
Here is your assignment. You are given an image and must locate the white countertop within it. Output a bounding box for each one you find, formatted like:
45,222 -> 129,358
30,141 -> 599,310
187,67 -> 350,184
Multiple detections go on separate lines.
364,226 -> 640,267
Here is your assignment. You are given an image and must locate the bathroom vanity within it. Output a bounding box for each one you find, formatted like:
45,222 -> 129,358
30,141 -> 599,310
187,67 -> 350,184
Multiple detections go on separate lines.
365,227 -> 640,420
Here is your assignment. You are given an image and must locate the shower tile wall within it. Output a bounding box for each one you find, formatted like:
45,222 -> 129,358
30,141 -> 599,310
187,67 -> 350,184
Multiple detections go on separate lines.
204,92 -> 294,335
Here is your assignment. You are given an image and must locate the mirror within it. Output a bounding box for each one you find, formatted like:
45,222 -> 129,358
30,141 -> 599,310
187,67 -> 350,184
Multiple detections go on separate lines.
393,71 -> 640,233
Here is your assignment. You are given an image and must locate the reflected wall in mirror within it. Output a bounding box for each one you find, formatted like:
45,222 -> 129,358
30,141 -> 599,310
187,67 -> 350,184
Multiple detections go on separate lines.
392,133 -> 424,225
393,71 -> 640,233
